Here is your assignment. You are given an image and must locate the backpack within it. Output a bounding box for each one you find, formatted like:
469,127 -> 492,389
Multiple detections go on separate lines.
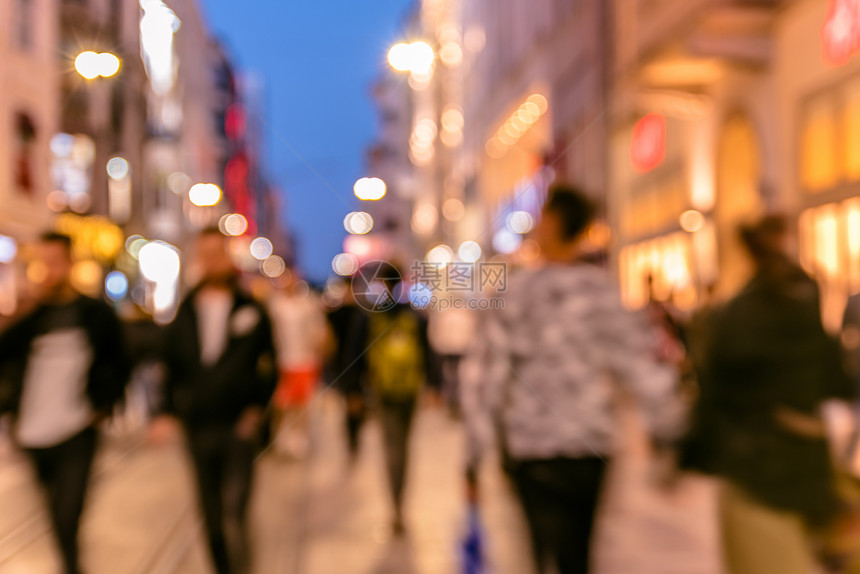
366,311 -> 424,400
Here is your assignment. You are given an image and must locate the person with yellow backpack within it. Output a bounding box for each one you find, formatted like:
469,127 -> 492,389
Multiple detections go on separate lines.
353,262 -> 438,535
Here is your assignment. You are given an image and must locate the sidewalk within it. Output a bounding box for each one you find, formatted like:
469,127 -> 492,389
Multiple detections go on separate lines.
0,398 -> 722,574
289,396 -> 721,574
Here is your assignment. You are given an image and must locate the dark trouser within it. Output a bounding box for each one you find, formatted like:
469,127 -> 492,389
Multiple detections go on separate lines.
440,354 -> 463,413
378,398 -> 417,517
345,390 -> 365,457
27,426 -> 98,574
511,457 -> 607,574
187,426 -> 257,574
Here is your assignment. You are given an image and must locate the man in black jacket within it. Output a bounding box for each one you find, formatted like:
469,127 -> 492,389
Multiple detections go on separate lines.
150,228 -> 276,574
0,232 -> 130,574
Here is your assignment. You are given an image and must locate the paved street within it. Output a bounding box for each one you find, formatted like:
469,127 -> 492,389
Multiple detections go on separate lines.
0,397 -> 722,574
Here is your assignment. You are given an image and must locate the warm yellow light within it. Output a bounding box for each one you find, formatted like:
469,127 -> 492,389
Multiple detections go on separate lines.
679,209 -> 705,233
427,244 -> 454,269
219,213 -> 248,236
75,51 -> 121,79
189,183 -> 222,207
388,41 -> 435,75
441,107 -> 464,132
439,42 -> 463,67
99,52 -> 121,77
412,203 -> 438,235
354,177 -> 387,201
409,41 -> 435,75
388,43 -> 413,72
261,255 -> 286,278
528,94 -> 549,114
75,52 -> 101,80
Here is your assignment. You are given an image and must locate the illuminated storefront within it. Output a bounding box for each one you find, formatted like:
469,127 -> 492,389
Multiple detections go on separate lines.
614,113 -> 707,311
781,0 -> 860,328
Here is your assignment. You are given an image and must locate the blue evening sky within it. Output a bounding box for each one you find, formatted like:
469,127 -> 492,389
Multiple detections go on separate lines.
201,0 -> 414,283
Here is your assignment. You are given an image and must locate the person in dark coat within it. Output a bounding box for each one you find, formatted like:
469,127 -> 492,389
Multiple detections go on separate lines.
0,232 -> 130,574
683,215 -> 854,574
150,228 -> 277,574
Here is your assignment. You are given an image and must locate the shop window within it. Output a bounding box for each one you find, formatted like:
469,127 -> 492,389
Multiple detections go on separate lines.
14,112 -> 37,195
802,95 -> 839,192
799,200 -> 860,331
620,232 -> 696,310
845,79 -> 860,181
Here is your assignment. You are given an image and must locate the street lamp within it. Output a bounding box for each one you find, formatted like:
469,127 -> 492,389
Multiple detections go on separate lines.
75,51 -> 121,79
353,177 -> 387,201
387,41 -> 435,76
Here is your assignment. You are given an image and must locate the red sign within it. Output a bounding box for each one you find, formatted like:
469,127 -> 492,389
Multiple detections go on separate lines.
823,0 -> 860,65
630,114 -> 666,173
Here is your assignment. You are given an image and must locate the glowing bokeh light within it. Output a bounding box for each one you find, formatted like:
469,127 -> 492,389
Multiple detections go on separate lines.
0,236 -> 17,264
261,255 -> 286,278
105,271 -> 129,301
426,244 -> 454,269
138,241 -> 180,283
344,212 -> 374,235
74,51 -> 101,79
219,213 -> 248,237
332,253 -> 359,276
680,209 -> 706,233
75,51 -> 121,79
458,241 -> 482,263
387,43 -> 413,72
507,211 -> 535,234
188,183 -> 221,207
250,237 -> 274,261
353,177 -> 387,201
106,157 -> 129,180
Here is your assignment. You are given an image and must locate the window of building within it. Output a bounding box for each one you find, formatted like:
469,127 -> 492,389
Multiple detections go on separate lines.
14,112 -> 37,195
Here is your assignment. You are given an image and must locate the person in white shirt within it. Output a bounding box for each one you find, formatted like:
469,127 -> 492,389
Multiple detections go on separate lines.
0,232 -> 130,574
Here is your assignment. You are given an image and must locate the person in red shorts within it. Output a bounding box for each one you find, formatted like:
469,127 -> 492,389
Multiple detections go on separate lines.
268,270 -> 331,458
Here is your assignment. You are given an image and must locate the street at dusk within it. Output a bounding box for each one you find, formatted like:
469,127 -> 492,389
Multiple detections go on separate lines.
1,1 -> 860,574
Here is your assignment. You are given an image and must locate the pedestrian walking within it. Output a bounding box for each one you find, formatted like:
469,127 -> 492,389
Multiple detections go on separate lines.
326,279 -> 369,459
682,215 -> 854,574
0,231 -> 131,574
354,262 -> 438,534
268,271 -> 330,458
150,227 -> 277,574
461,185 -> 684,574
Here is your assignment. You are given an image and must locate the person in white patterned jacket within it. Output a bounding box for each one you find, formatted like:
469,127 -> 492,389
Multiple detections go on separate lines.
460,185 -> 685,574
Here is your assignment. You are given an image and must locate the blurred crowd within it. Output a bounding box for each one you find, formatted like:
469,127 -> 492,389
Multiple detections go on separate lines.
2,185 -> 860,574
